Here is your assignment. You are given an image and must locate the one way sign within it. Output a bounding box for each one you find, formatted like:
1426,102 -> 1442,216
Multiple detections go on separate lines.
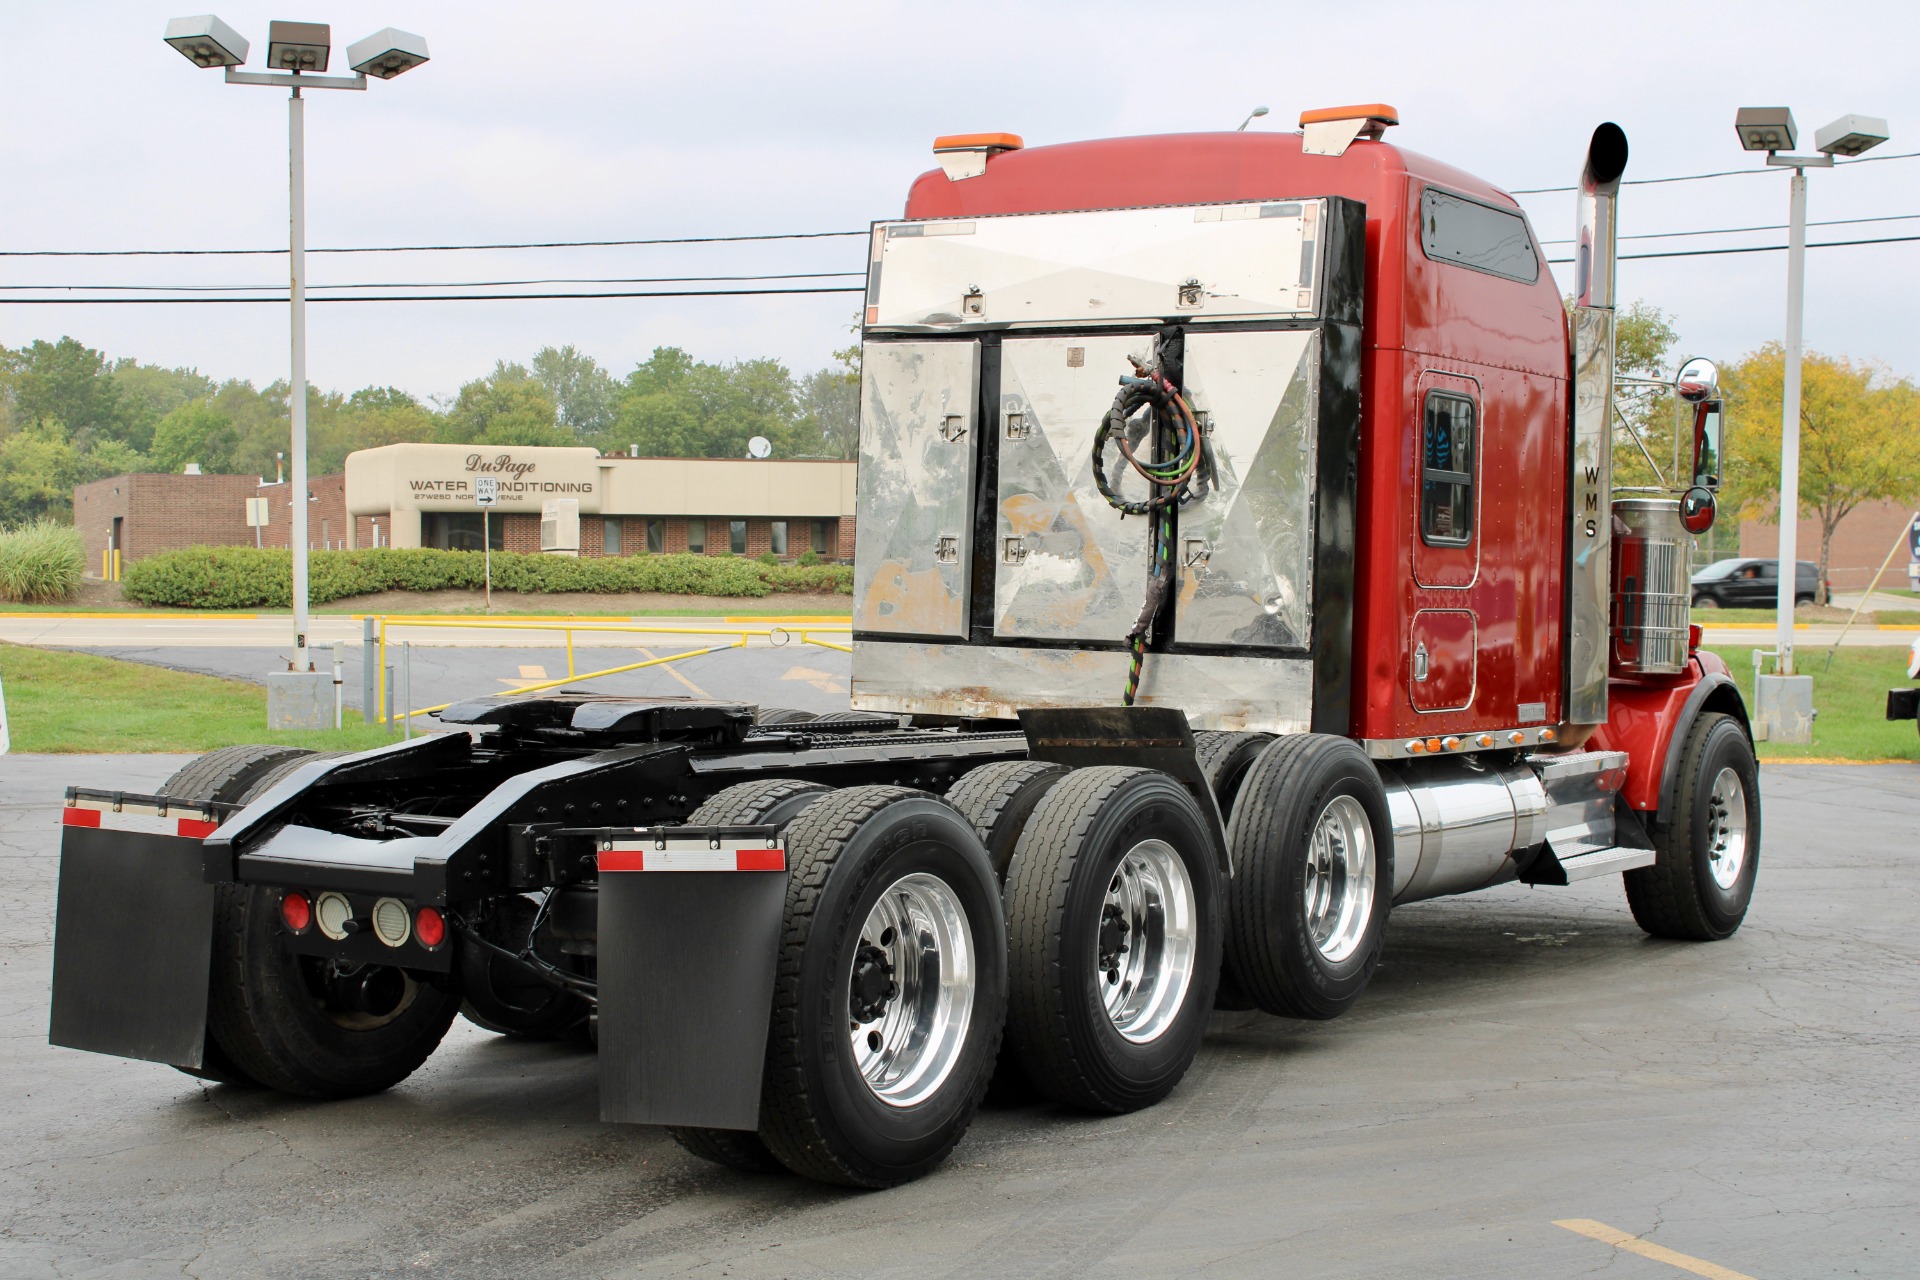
476,476 -> 498,506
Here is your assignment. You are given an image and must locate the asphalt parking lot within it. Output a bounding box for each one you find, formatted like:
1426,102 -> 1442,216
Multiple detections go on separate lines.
4,755 -> 1915,1279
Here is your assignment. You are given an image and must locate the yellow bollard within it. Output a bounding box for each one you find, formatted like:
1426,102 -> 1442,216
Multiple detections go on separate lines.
111,549 -> 121,582
566,628 -> 576,678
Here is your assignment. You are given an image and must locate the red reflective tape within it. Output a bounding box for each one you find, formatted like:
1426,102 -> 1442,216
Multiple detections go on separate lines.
177,818 -> 218,839
598,849 -> 647,873
61,807 -> 102,828
734,848 -> 786,872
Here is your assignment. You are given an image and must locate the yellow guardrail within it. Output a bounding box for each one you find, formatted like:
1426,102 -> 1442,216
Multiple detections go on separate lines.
370,616 -> 853,725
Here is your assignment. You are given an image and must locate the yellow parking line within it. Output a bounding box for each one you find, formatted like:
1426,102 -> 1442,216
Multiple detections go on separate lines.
1554,1219 -> 1756,1279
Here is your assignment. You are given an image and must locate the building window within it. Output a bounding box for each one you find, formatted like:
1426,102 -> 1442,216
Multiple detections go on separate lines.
422,512 -> 503,552
603,518 -> 622,555
770,520 -> 788,555
646,519 -> 664,554
814,519 -> 833,555
1420,392 -> 1476,546
686,519 -> 706,554
730,519 -> 748,554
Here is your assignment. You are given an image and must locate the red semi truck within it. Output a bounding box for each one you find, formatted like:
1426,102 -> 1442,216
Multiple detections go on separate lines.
50,106 -> 1756,1188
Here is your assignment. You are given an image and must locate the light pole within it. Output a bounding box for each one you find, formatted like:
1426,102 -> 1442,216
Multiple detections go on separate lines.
1733,108 -> 1889,680
163,17 -> 428,692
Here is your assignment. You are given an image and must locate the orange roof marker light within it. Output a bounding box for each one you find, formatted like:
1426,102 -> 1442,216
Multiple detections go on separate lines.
933,132 -> 1024,182
1298,103 -> 1399,158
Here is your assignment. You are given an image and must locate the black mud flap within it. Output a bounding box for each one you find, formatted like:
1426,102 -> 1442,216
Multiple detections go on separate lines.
597,835 -> 788,1131
49,816 -> 216,1068
1017,706 -> 1231,875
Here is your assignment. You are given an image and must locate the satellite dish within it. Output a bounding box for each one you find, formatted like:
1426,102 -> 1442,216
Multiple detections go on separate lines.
747,436 -> 773,459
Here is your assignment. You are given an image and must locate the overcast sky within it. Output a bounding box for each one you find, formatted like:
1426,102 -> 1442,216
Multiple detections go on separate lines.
4,1 -> 1917,402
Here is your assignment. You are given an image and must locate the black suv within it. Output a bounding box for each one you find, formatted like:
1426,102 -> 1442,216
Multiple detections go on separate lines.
1690,557 -> 1824,608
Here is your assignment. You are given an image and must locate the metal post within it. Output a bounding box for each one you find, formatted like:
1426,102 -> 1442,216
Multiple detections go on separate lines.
288,85 -> 312,673
1775,168 -> 1808,675
384,664 -> 395,735
332,642 -> 344,730
361,616 -> 376,725
402,641 -> 412,741
483,509 -> 492,614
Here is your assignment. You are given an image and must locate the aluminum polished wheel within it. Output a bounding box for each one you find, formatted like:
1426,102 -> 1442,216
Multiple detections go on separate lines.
1096,838 -> 1198,1045
848,872 -> 976,1109
1304,794 -> 1377,964
1705,767 -> 1749,890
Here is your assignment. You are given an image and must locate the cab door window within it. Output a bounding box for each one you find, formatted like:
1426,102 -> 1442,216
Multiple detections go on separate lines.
1421,391 -> 1476,546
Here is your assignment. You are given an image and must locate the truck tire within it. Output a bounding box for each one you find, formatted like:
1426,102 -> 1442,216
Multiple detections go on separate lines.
457,893 -> 590,1041
1224,735 -> 1392,1021
184,755 -> 458,1099
1002,767 -> 1224,1113
1193,731 -> 1274,825
755,787 -> 1007,1188
945,760 -> 1071,879
1623,712 -> 1761,941
157,745 -> 318,1086
666,777 -> 832,1174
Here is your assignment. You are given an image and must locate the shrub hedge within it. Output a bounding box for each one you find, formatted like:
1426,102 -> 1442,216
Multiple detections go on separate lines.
0,520 -> 85,603
121,546 -> 855,609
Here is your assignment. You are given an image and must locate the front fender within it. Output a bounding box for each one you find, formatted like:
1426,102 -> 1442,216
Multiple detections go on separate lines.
1589,652 -> 1751,823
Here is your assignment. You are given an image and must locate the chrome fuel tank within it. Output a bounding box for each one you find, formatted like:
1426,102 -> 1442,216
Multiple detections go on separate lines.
1383,758 -> 1549,904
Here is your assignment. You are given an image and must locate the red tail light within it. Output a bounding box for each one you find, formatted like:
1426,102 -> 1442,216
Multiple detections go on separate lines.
414,906 -> 446,949
281,891 -> 312,933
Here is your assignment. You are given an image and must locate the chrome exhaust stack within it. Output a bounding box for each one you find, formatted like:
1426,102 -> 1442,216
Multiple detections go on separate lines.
1565,123 -> 1629,729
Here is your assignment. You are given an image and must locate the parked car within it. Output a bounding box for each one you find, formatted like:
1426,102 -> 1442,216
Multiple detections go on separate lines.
1691,557 -> 1824,608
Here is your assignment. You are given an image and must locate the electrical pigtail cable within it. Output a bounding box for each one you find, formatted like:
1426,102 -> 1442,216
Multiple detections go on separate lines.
1090,333 -> 1211,705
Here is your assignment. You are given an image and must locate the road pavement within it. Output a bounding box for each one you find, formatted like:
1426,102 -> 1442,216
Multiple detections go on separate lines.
3,754 -> 1914,1278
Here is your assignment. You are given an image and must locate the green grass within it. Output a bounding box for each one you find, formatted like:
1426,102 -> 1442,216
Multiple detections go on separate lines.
1704,645 -> 1919,762
0,643 -> 402,753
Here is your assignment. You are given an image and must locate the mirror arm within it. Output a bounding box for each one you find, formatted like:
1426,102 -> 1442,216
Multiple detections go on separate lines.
1612,402 -> 1668,487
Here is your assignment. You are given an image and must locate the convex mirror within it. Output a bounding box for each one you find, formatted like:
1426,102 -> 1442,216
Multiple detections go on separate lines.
1680,485 -> 1717,535
1676,356 -> 1719,403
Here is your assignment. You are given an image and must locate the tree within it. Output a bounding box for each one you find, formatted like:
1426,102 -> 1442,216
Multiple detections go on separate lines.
150,401 -> 239,474
442,364 -> 567,447
531,345 -> 620,439
77,439 -> 147,482
3,338 -> 126,450
1593,300 -> 1683,491
112,360 -> 217,453
790,344 -> 862,459
612,347 -> 799,458
0,422 -> 81,525
1722,344 -> 1920,603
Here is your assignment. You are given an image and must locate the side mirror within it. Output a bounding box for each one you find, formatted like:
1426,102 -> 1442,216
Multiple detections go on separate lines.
1680,485 -> 1716,535
1692,399 -> 1723,491
1676,356 -> 1719,403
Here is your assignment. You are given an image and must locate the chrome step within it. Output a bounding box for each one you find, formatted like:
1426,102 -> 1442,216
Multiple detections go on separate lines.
1554,845 -> 1657,881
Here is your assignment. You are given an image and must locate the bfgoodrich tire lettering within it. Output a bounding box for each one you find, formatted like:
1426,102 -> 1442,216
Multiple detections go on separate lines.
1624,712 -> 1760,940
1002,767 -> 1224,1113
1224,735 -> 1393,1020
755,787 -> 1007,1188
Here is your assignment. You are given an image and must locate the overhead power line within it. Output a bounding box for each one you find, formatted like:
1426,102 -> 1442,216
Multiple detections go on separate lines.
1538,211 -> 1920,246
0,285 -> 867,305
1542,232 -> 1920,266
0,270 -> 867,293
1510,148 -> 1920,195
0,229 -> 870,259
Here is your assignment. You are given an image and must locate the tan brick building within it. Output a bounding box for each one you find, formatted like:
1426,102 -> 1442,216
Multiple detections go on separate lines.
74,446 -> 857,575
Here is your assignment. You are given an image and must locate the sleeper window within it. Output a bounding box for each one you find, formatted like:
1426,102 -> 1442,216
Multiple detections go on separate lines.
1421,392 -> 1476,546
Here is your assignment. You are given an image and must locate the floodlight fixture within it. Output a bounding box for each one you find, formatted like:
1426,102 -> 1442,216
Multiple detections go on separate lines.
1734,106 -> 1796,153
1814,113 -> 1890,157
347,27 -> 429,79
163,14 -> 249,68
1236,105 -> 1270,131
266,19 -> 331,72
